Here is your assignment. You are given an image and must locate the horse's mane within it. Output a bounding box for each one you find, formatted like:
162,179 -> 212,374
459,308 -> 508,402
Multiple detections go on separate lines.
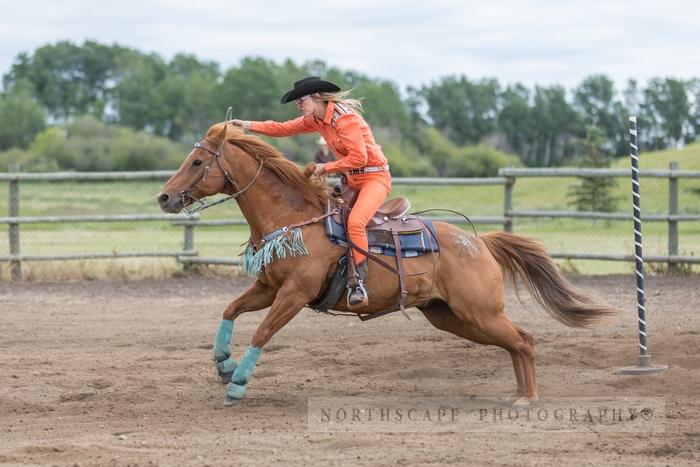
205,123 -> 329,210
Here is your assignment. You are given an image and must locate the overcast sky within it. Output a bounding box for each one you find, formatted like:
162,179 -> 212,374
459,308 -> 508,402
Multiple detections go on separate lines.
1,0 -> 698,91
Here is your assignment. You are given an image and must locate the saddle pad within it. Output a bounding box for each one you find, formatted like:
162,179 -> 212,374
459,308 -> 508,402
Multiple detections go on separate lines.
324,215 -> 440,258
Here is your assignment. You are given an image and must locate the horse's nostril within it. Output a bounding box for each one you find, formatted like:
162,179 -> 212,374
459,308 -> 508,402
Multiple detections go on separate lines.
158,193 -> 170,204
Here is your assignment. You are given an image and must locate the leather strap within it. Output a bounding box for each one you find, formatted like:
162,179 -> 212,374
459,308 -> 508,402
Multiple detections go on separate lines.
338,204 -> 411,321
358,308 -> 400,321
345,234 -> 399,276
341,204 -> 360,288
391,228 -> 412,321
285,209 -> 339,231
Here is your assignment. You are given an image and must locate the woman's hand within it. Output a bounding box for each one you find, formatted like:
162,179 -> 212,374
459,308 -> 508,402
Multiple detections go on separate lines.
304,163 -> 326,178
229,119 -> 251,129
311,163 -> 326,177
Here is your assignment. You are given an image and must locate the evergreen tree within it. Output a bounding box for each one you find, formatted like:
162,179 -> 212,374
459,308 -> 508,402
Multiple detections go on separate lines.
567,126 -> 619,213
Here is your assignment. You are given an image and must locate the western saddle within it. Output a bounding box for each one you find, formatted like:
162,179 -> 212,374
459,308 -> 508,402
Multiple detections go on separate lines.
331,182 -> 431,318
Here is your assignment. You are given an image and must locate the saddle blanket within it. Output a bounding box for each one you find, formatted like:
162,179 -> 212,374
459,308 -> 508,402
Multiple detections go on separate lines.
324,215 -> 440,257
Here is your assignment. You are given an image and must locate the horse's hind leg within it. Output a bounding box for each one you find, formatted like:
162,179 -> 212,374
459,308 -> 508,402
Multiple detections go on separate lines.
510,325 -> 536,403
420,302 -> 525,398
420,301 -> 537,406
466,312 -> 538,406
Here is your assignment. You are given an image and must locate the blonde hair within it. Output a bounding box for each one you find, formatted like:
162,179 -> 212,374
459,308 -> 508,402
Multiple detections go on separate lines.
311,89 -> 364,114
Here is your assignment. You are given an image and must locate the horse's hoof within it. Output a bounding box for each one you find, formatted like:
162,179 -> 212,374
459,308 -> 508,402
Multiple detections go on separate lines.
511,397 -> 538,408
215,360 -> 237,384
218,372 -> 233,384
224,395 -> 242,406
505,391 -> 523,403
225,382 -> 246,402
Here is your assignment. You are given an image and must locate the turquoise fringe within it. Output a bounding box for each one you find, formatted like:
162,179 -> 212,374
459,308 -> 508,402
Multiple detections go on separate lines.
240,228 -> 308,276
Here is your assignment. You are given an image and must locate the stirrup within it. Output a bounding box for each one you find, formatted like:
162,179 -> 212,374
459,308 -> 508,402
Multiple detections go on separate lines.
347,280 -> 368,307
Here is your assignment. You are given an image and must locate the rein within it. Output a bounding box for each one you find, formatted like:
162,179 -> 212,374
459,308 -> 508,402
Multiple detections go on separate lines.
180,140 -> 265,215
248,208 -> 340,251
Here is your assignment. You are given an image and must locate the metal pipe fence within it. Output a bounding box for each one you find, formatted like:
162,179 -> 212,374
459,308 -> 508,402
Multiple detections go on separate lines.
2,165 -> 699,279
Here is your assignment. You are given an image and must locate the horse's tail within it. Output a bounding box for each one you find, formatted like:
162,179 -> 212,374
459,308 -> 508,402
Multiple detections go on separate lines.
480,231 -> 616,328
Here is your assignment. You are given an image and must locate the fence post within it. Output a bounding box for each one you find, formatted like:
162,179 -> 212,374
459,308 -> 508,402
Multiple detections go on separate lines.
667,161 -> 679,273
503,175 -> 514,233
8,164 -> 22,280
183,223 -> 195,272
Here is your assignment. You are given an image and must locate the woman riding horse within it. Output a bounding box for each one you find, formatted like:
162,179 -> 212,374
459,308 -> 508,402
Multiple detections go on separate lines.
158,105 -> 616,407
230,76 -> 389,307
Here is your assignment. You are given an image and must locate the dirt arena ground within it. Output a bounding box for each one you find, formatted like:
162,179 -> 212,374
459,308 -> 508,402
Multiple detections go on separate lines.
1,274 -> 698,466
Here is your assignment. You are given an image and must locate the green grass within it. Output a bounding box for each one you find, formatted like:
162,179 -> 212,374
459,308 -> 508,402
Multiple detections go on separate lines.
611,141 -> 700,171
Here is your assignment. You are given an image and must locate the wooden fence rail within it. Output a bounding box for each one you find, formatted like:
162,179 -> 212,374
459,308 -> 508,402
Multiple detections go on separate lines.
499,164 -> 700,273
2,164 -> 700,279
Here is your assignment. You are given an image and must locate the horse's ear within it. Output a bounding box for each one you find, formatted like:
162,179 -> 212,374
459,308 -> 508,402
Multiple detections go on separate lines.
221,107 -> 234,141
216,121 -> 230,142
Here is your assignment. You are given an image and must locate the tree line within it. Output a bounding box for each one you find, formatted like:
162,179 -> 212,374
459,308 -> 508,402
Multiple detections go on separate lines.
1,40 -> 698,175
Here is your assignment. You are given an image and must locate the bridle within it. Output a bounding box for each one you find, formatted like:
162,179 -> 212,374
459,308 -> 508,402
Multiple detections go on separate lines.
179,138 -> 265,215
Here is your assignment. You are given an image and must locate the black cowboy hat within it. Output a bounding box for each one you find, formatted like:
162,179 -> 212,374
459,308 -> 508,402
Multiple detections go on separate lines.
280,76 -> 341,104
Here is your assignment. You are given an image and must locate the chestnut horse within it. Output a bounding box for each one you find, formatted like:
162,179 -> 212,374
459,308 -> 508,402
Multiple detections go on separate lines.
157,123 -> 614,406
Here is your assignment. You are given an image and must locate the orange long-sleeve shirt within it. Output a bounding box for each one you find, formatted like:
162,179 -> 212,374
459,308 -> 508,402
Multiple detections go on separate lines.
249,102 -> 390,191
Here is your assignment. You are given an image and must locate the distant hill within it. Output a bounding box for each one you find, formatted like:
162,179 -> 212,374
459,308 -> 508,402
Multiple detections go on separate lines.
612,142 -> 700,171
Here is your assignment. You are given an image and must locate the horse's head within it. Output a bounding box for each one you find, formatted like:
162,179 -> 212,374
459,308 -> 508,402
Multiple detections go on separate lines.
158,123 -> 235,213
159,122 -> 329,216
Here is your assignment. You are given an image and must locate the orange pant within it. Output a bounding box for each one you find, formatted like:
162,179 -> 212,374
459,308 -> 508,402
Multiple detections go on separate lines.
347,180 -> 390,265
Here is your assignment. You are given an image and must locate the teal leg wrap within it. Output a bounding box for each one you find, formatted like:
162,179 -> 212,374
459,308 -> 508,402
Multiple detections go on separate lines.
217,358 -> 237,376
213,320 -> 234,362
213,320 -> 237,380
226,345 -> 262,400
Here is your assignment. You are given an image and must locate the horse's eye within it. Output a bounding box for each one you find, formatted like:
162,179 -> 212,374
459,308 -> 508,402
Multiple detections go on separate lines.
193,159 -> 203,166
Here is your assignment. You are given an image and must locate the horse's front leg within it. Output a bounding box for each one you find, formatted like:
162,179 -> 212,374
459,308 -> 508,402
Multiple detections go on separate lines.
213,279 -> 276,383
224,282 -> 309,405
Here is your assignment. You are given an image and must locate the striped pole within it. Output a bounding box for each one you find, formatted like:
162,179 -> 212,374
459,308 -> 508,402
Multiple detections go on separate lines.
618,116 -> 667,375
630,116 -> 648,356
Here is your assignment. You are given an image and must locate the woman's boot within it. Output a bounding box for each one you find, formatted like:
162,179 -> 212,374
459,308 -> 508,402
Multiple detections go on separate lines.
347,260 -> 368,307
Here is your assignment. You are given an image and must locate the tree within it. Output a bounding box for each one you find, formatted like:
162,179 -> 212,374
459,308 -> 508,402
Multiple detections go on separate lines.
573,75 -> 629,157
4,40 -> 119,121
529,85 -> 582,166
113,50 -> 171,135
0,82 -> 46,150
219,57 -> 294,123
27,116 -> 187,172
27,126 -> 72,169
375,127 -> 436,177
685,78 -> 700,142
419,76 -> 500,145
163,54 -> 221,141
4,40 -> 699,170
567,126 -> 619,214
414,126 -> 461,176
497,84 -> 535,161
353,79 -> 412,136
0,147 -> 59,172
445,145 -> 521,177
640,78 -> 690,149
